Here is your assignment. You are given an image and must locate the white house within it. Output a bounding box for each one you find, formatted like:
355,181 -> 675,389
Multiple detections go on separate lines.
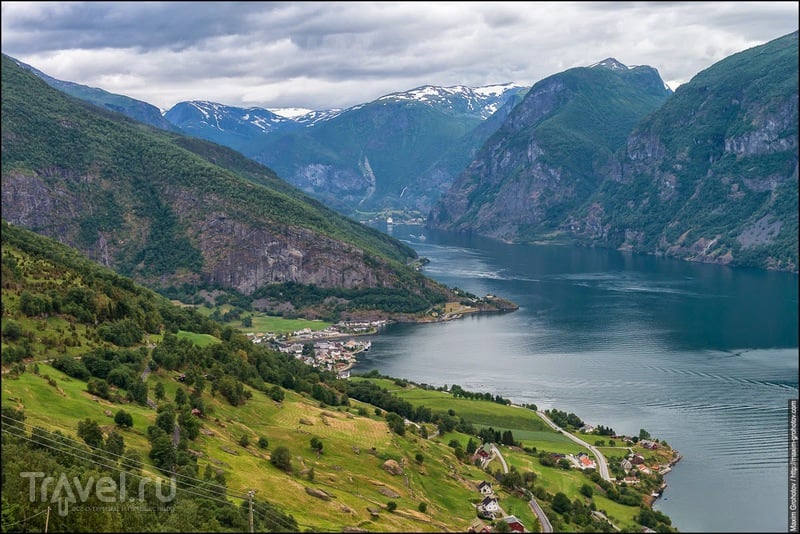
477,481 -> 493,496
477,496 -> 499,518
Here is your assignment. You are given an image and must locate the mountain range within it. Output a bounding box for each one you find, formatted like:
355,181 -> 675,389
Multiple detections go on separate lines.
1,53 -> 468,320
8,30 -> 798,275
164,83 -> 528,217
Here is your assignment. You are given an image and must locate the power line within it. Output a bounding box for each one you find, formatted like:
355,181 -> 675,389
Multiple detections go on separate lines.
3,427 -> 307,531
1,507 -> 48,528
1,414 -> 236,499
1,414 -> 305,530
1,417 -> 312,531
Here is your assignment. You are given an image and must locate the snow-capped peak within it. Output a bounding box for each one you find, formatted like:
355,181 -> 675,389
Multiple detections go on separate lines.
374,82 -> 525,119
589,58 -> 629,70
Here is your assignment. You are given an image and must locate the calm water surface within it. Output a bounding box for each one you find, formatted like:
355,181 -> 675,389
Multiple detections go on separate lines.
357,224 -> 798,533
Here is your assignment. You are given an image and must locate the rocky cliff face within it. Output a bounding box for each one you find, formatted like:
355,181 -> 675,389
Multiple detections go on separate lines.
429,61 -> 672,241
175,196 -> 383,295
584,31 -> 798,271
1,165 -> 412,295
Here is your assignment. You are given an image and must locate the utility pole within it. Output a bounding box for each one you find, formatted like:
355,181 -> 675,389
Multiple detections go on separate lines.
248,490 -> 254,533
44,506 -> 50,533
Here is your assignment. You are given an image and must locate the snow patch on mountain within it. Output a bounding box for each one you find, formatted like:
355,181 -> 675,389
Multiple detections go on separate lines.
375,83 -> 525,119
269,107 -> 315,119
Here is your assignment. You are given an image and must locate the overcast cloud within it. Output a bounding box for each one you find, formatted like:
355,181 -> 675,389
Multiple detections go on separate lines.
1,1 -> 797,112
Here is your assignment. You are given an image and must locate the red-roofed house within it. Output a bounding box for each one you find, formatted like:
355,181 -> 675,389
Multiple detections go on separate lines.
501,515 -> 526,533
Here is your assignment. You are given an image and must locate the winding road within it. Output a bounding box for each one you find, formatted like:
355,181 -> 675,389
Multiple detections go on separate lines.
528,495 -> 553,533
537,411 -> 611,481
489,443 -> 553,533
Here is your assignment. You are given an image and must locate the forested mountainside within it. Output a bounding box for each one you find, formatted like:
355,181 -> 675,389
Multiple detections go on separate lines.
581,31 -> 798,271
430,32 -> 799,272
12,57 -> 181,133
0,53 -> 454,317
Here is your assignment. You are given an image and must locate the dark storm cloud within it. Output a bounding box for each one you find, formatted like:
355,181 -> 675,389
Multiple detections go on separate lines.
2,2 -> 270,52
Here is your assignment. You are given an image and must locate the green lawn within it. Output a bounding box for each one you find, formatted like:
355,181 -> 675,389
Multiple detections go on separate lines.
190,305 -> 332,334
233,315 -> 332,335
176,329 -> 220,347
355,380 -> 551,433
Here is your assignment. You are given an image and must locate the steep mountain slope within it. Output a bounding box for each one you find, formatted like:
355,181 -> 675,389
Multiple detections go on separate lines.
429,32 -> 798,272
0,54 -> 452,313
14,57 -> 181,133
579,31 -> 798,271
428,59 -> 673,240
166,84 -> 528,216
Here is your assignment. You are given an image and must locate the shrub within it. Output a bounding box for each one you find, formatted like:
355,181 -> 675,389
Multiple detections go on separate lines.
114,410 -> 134,428
270,446 -> 292,472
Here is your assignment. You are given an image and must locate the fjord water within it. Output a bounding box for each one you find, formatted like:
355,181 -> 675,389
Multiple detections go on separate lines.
359,224 -> 798,533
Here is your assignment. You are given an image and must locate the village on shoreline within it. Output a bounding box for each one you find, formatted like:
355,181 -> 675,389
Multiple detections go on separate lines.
246,319 -> 384,378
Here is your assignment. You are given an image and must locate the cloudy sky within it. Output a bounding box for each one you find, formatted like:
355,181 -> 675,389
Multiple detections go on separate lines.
2,1 -> 797,112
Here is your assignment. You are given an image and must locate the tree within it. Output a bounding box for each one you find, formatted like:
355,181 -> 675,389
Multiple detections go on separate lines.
270,446 -> 292,472
114,409 -> 133,428
258,437 -> 269,449
105,431 -> 125,457
639,428 -> 651,440
310,437 -> 323,454
77,418 -> 103,448
122,449 -> 143,473
239,434 -> 250,448
418,502 -> 428,513
415,453 -> 425,464
494,520 -> 512,533
552,492 -> 572,514
386,501 -> 397,512
154,382 -> 166,401
466,438 -> 478,454
175,387 -> 187,407
127,380 -> 148,406
179,412 -> 201,440
155,407 -> 176,435
149,433 -> 176,473
580,484 -> 594,498
268,385 -> 285,403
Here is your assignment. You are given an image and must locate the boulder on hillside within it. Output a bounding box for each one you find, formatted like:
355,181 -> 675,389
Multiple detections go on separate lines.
305,486 -> 333,501
382,459 -> 403,475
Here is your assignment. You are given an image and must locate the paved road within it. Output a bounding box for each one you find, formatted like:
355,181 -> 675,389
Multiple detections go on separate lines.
537,411 -> 611,482
528,495 -> 553,533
